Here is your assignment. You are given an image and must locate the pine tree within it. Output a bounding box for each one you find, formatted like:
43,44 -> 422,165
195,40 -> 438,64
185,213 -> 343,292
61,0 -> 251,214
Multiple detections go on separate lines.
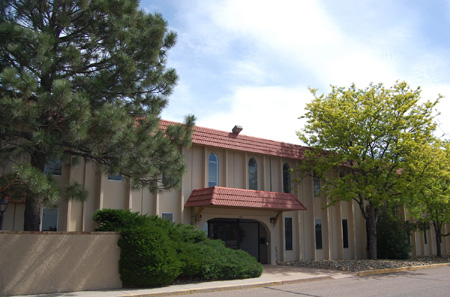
0,0 -> 194,230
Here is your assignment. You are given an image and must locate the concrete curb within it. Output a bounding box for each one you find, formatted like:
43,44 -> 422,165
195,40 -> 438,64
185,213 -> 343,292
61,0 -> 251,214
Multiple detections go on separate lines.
123,276 -> 334,297
357,262 -> 450,276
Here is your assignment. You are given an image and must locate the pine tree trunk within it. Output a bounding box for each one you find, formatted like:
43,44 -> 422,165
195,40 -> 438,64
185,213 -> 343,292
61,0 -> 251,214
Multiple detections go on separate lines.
24,198 -> 41,231
24,151 -> 46,231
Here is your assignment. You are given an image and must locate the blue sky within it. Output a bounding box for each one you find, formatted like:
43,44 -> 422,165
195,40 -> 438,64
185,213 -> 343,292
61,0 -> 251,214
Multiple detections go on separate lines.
140,0 -> 450,144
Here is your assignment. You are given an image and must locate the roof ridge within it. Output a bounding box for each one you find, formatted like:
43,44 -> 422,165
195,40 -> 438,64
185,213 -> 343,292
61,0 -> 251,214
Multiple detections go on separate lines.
160,119 -> 307,160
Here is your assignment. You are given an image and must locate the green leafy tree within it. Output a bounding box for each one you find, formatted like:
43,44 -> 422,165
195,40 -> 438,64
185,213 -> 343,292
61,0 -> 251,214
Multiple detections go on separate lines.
405,140 -> 450,257
0,0 -> 194,231
296,81 -> 438,259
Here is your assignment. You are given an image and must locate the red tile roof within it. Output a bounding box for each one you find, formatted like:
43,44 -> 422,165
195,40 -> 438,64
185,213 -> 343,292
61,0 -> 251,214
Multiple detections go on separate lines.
185,186 -> 307,211
160,120 -> 307,160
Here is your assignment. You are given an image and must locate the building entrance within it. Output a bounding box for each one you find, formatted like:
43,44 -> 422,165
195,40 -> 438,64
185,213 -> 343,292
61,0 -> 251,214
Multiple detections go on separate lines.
207,218 -> 269,263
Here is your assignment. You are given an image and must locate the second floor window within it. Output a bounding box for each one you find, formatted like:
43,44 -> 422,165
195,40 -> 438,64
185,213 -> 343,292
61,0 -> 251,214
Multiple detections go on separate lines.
108,173 -> 122,181
208,153 -> 219,187
313,172 -> 320,197
248,158 -> 257,190
283,163 -> 291,193
44,158 -> 62,176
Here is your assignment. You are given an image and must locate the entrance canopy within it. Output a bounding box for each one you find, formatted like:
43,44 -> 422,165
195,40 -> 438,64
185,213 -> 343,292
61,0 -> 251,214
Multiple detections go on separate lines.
185,186 -> 307,211
185,186 -> 307,224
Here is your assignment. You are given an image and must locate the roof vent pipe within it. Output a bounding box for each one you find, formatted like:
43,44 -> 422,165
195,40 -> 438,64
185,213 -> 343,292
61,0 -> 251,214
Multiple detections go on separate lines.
232,125 -> 243,135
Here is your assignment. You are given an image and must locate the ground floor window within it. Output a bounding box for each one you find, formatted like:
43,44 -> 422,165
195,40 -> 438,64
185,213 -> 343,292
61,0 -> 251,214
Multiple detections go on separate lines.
161,212 -> 173,222
41,208 -> 58,231
285,217 -> 293,250
315,218 -> 322,249
342,219 -> 349,248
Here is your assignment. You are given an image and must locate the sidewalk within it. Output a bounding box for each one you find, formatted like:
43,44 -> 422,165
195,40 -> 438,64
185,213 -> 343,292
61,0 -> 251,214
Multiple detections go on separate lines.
10,265 -> 354,297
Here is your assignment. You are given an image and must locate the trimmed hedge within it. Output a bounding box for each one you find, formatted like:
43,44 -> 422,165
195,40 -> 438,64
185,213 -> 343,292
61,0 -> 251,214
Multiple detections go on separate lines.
179,239 -> 263,280
94,209 -> 263,287
119,225 -> 181,287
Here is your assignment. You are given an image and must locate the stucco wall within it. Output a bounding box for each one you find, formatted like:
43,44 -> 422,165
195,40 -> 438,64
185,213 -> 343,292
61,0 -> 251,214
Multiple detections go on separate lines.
0,232 -> 121,296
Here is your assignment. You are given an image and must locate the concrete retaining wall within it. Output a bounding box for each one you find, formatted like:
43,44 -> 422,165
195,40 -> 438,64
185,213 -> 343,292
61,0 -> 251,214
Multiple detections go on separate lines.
0,231 -> 121,296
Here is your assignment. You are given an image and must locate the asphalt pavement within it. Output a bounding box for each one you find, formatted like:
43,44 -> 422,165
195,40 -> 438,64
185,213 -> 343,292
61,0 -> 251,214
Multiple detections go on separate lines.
9,263 -> 450,297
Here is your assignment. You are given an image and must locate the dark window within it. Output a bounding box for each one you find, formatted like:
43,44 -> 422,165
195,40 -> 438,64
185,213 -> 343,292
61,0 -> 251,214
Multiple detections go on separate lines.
208,153 -> 219,187
248,158 -> 258,190
283,163 -> 291,193
315,218 -> 322,249
285,217 -> 293,250
41,208 -> 58,231
161,212 -> 174,222
108,173 -> 122,181
44,158 -> 62,176
424,222 -> 428,244
313,173 -> 320,197
342,219 -> 349,248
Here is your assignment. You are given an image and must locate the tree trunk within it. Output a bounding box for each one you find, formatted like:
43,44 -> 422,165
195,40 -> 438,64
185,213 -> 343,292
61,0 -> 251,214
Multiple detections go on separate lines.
433,221 -> 442,258
24,151 -> 47,231
366,207 -> 378,260
24,198 -> 41,231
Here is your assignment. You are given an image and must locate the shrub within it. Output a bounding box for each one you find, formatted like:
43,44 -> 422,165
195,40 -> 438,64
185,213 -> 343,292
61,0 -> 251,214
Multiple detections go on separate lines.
94,209 -> 263,287
179,239 -> 263,280
93,209 -> 150,231
377,210 -> 411,259
118,225 -> 182,287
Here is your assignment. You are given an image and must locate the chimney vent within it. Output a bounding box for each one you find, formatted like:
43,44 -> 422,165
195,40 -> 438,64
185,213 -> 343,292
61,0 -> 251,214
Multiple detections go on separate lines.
232,125 -> 243,135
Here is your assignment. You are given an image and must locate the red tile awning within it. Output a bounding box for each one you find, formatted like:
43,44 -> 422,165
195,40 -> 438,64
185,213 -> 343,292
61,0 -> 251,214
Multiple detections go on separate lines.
185,186 -> 307,211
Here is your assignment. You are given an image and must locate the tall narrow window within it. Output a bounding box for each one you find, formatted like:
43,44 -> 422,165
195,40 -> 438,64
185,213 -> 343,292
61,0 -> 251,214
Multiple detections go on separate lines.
44,158 -> 62,176
424,222 -> 428,244
248,158 -> 258,190
285,217 -> 293,250
315,218 -> 323,249
313,173 -> 320,197
208,153 -> 219,187
342,219 -> 349,248
283,163 -> 291,193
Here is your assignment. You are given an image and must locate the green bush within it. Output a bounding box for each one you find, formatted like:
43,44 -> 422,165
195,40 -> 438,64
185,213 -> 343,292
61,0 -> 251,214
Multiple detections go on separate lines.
94,209 -> 263,287
377,210 -> 411,259
118,225 -> 182,287
179,239 -> 263,280
93,209 -> 151,231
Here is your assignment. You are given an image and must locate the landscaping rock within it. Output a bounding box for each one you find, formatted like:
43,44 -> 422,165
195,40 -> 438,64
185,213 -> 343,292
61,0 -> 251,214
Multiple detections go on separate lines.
280,256 -> 450,272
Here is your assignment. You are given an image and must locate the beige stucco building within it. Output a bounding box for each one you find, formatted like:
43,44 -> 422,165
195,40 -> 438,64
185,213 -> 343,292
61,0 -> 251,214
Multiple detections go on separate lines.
2,120 -> 448,262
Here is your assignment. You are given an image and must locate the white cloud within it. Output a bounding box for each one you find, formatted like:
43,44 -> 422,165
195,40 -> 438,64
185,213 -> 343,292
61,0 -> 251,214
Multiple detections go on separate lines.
198,86 -> 312,144
151,0 -> 450,143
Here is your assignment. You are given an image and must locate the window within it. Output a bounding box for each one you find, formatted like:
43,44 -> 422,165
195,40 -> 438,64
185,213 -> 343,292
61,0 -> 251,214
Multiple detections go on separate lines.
313,173 -> 320,197
285,217 -> 293,250
342,219 -> 349,248
108,173 -> 122,181
248,158 -> 258,190
208,153 -> 219,187
424,222 -> 428,244
283,163 -> 291,193
315,218 -> 322,249
41,208 -> 58,231
44,158 -> 62,176
161,212 -> 174,222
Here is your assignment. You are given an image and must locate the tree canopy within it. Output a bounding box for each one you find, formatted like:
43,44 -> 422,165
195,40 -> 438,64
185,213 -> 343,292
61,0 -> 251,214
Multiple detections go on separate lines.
296,81 -> 439,259
0,0 -> 194,230
404,140 -> 450,257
